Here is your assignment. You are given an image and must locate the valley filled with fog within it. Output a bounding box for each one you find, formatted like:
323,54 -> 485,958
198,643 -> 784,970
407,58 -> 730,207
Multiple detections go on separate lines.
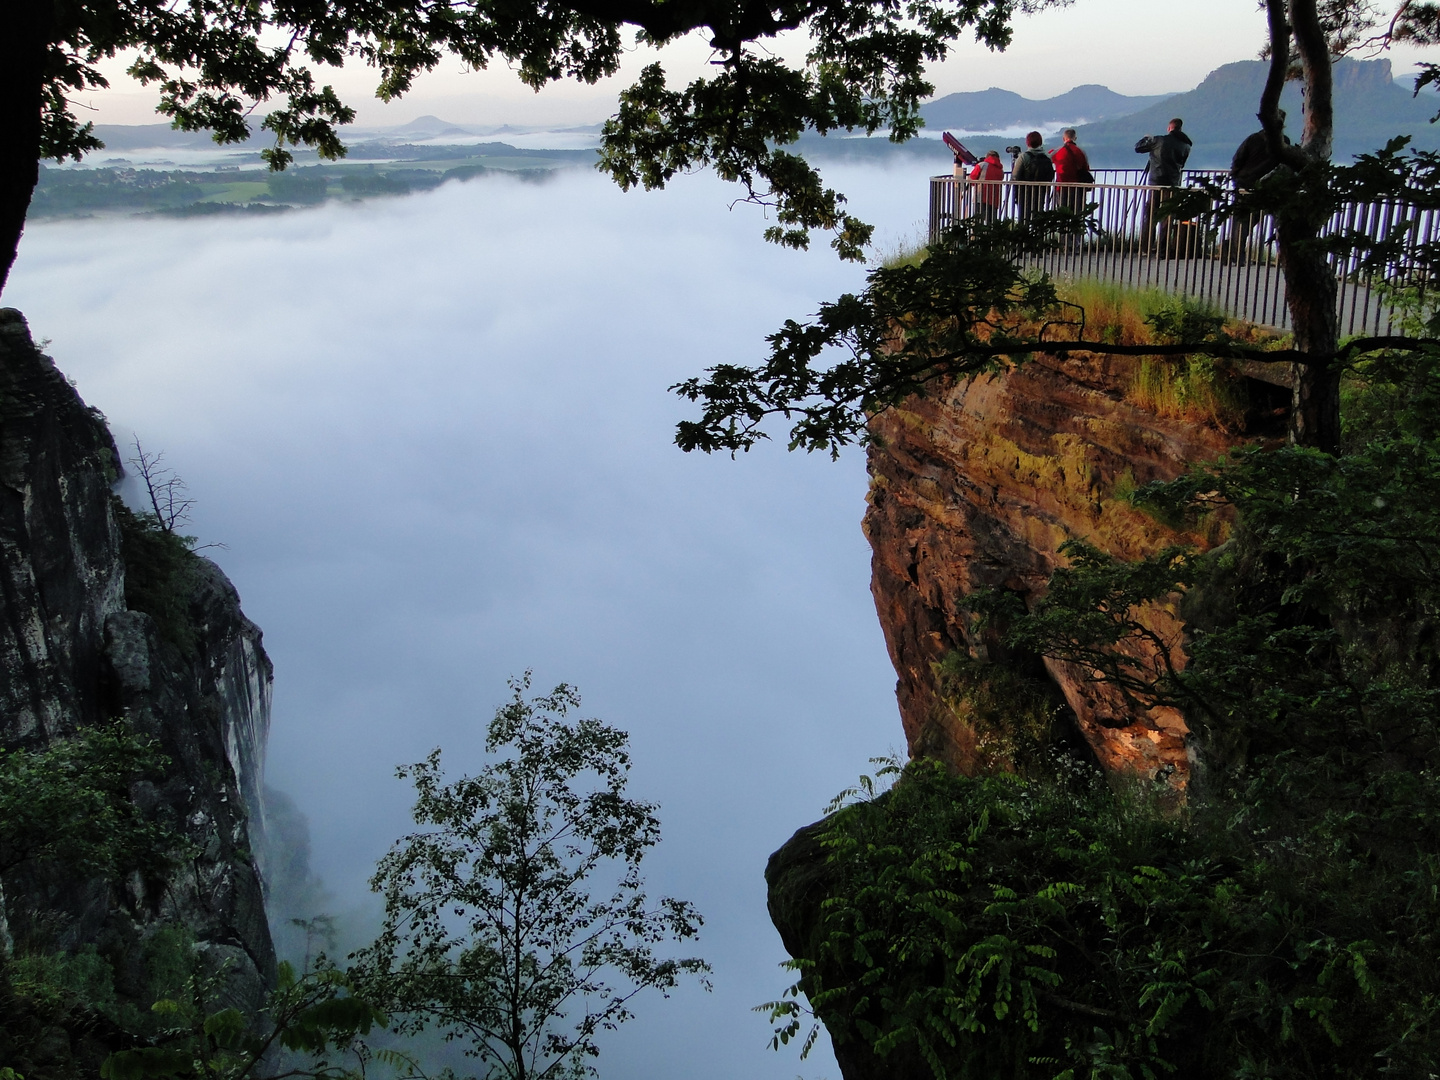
5,161 -> 941,1079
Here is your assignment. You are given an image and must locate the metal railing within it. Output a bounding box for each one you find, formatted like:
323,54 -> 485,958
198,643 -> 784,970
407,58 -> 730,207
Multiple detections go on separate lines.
928,169 -> 1437,337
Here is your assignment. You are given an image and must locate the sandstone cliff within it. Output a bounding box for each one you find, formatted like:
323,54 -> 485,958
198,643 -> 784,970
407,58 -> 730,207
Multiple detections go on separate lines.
863,351 -> 1287,788
767,350 -> 1290,1080
0,309 -> 274,1065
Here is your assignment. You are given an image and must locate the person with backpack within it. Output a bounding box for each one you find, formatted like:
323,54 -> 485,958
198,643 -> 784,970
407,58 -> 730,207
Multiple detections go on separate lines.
1226,112 -> 1290,261
1051,128 -> 1093,214
1012,131 -> 1054,221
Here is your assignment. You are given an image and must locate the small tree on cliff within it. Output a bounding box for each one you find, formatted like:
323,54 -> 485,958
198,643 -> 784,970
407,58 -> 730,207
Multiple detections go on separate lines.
353,675 -> 709,1080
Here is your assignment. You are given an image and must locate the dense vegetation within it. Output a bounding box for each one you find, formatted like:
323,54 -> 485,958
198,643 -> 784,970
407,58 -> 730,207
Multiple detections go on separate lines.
764,306 -> 1440,1078
0,677 -> 702,1080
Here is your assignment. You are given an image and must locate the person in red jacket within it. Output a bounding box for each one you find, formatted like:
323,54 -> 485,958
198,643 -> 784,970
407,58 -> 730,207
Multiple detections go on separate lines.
969,150 -> 1004,219
1050,128 -> 1092,213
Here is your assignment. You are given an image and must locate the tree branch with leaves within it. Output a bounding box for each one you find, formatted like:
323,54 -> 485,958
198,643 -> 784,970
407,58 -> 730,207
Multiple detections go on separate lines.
353,675 -> 709,1080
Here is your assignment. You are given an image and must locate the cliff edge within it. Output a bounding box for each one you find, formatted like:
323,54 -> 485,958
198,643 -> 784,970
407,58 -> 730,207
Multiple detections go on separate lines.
0,309 -> 275,1070
863,350 -> 1285,788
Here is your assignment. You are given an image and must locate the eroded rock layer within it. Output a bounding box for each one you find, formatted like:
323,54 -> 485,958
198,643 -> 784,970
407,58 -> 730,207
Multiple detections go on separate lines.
863,351 -> 1282,786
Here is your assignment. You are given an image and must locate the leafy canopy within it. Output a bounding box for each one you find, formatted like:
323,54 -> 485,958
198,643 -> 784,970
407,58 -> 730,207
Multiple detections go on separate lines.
99,956 -> 391,1080
0,720 -> 172,881
43,0 -> 1048,261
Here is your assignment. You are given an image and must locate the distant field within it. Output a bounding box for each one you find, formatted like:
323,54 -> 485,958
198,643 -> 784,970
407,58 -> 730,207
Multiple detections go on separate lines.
30,143 -> 597,219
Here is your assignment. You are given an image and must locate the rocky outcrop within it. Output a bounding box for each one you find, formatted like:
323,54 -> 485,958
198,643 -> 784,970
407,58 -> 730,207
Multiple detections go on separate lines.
767,349 -> 1292,1080
863,350 -> 1287,788
0,309 -> 274,1017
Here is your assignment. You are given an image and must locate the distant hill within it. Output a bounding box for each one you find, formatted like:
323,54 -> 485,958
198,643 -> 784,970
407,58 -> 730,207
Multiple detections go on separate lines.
920,84 -> 1172,131
387,114 -> 476,139
1075,57 -> 1440,169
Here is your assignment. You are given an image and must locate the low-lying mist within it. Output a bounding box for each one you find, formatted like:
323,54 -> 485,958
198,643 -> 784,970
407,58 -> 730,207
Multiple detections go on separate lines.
6,161 -> 938,1080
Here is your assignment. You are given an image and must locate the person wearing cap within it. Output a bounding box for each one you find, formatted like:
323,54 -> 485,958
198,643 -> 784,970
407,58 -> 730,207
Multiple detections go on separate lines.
970,150 -> 1004,219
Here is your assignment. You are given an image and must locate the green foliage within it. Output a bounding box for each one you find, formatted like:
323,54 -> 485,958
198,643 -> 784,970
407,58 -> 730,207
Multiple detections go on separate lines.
0,721 -> 171,882
0,729 -> 183,1078
673,214 -> 1086,456
113,499 -> 200,657
28,157 -> 537,219
338,172 -> 411,197
781,761 -> 1221,1079
666,209 -> 1309,457
981,542 -> 1197,716
770,342 -> 1440,1078
31,0 -> 1041,269
267,169 -> 331,204
2,674 -> 698,1080
1129,302 -> 1248,430
8,946 -> 119,1018
929,653 -> 1072,777
100,956 -> 390,1080
354,674 -> 709,1080
670,130 -> 1440,459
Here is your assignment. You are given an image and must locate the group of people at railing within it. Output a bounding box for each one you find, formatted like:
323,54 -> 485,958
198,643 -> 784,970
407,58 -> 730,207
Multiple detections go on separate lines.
958,128 -> 1099,219
944,113 -> 1292,257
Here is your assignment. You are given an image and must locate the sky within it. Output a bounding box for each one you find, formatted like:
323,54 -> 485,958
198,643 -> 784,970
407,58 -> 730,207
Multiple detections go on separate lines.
74,0 -> 1437,130
4,161 -> 944,1080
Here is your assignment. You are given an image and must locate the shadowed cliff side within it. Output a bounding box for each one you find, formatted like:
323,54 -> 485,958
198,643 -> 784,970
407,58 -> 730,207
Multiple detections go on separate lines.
863,350 -> 1289,789
765,351 -> 1293,1080
0,309 -> 275,1070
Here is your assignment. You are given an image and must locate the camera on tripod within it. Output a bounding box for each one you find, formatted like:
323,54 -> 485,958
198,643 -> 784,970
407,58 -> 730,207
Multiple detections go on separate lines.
1005,145 -> 1022,160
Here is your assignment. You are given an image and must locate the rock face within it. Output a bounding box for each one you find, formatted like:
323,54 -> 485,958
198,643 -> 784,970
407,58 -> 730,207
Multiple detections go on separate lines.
0,309 -> 274,1011
863,351 -> 1285,787
766,349 -> 1293,1080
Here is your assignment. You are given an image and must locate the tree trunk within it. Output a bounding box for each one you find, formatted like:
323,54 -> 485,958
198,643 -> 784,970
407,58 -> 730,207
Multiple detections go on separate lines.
1260,0 -> 1341,452
1280,226 -> 1341,450
0,0 -> 49,298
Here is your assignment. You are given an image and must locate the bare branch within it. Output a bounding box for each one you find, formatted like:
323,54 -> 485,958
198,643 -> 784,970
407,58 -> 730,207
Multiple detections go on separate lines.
128,437 -> 195,533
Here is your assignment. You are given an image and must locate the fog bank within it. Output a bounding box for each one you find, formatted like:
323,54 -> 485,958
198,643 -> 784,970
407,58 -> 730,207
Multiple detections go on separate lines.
7,162 -> 937,1079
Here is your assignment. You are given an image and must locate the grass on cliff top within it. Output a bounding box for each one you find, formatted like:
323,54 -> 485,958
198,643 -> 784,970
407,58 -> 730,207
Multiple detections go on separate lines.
1056,279 -> 1284,431
872,239 -> 1281,429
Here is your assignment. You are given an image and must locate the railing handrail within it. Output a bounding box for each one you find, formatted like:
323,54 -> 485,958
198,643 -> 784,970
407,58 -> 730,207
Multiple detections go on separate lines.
924,173 -> 1431,338
932,169 -> 1232,184
936,178 -> 1223,192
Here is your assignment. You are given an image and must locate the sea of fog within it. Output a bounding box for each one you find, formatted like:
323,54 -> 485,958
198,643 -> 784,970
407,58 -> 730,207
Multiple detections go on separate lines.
6,160 -> 941,1080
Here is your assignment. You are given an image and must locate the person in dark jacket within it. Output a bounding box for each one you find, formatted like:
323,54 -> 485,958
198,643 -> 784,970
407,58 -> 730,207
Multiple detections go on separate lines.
1135,118 -> 1192,250
1135,118 -> 1193,185
1231,113 -> 1288,189
1227,111 -> 1289,262
1012,130 -> 1054,221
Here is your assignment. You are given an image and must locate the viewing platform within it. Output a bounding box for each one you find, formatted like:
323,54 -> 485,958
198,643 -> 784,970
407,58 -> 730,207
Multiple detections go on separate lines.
929,168 -> 1436,338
